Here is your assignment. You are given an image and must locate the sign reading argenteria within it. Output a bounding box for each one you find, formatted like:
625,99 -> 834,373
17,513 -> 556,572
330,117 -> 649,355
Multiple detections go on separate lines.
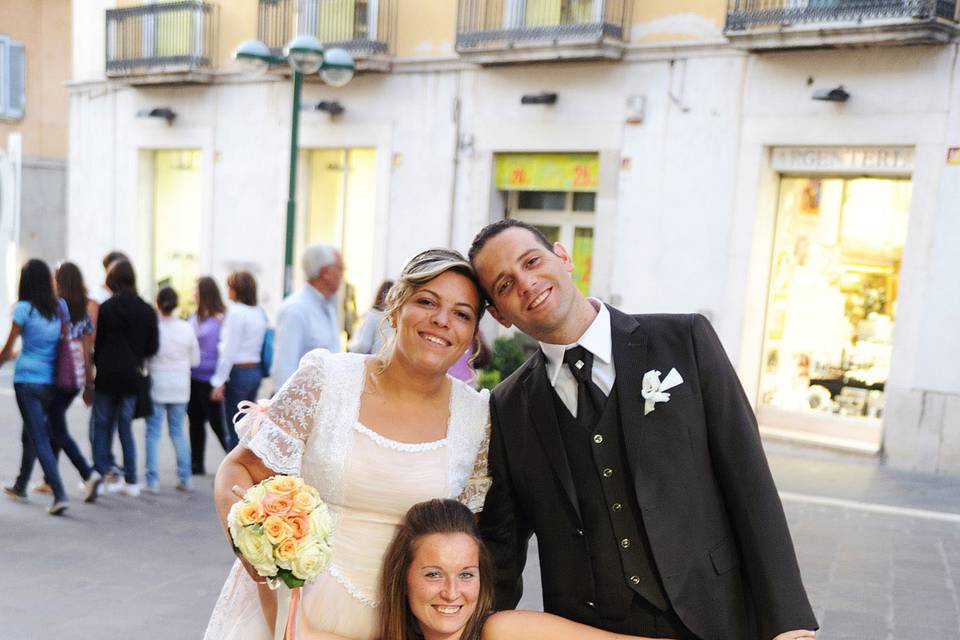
772,146 -> 914,176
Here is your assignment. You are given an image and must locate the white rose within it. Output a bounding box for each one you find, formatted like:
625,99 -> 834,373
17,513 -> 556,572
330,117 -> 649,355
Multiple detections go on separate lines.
235,526 -> 277,578
227,502 -> 244,544
309,506 -> 334,540
290,538 -> 331,581
245,483 -> 268,504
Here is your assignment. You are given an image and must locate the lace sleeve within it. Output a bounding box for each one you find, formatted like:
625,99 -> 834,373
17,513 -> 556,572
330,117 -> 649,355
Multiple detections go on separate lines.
238,349 -> 326,475
457,419 -> 492,514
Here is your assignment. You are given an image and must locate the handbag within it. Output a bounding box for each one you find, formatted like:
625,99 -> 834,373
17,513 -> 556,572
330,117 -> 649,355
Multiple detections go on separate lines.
55,301 -> 85,391
133,369 -> 153,419
259,307 -> 274,378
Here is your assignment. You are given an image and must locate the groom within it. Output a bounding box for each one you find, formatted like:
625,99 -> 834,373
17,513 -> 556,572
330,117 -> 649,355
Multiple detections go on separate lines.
469,219 -> 818,640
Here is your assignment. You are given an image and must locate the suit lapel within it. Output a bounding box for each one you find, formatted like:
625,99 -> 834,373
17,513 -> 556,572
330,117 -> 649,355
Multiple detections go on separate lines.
609,306 -> 648,478
521,351 -> 582,524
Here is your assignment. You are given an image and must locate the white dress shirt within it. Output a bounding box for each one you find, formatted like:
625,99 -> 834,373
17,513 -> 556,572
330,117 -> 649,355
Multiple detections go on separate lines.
539,299 -> 615,418
149,315 -> 201,404
271,284 -> 340,387
211,302 -> 268,388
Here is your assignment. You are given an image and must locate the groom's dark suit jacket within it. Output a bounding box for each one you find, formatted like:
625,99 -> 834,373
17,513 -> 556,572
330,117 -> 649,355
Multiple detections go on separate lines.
478,308 -> 818,640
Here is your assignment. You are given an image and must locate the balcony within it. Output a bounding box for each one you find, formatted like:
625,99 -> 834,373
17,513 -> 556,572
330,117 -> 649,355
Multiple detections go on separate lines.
105,2 -> 219,82
725,0 -> 959,50
258,0 -> 395,70
456,0 -> 630,64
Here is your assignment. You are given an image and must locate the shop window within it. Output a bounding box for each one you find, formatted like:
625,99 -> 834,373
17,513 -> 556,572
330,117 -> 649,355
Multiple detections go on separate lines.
305,148 -> 378,340
759,176 -> 911,426
518,190 -> 565,210
152,149 -> 202,316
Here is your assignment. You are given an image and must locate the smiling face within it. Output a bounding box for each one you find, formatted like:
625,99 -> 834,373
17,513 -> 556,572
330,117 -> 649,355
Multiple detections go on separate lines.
472,226 -> 580,342
391,270 -> 480,375
407,532 -> 481,640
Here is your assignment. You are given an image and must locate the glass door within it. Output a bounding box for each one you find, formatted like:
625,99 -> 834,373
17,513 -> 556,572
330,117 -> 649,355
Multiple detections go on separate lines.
758,176 -> 911,446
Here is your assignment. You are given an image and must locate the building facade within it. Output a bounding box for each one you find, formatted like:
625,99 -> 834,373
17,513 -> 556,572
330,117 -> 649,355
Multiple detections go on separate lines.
67,0 -> 960,474
1,0 -> 72,322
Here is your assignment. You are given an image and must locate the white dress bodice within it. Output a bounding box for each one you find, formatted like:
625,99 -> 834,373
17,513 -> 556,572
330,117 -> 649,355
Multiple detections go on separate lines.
204,350 -> 490,640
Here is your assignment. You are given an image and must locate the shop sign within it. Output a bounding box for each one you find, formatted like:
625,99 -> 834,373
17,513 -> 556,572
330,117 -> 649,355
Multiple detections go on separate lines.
771,147 -> 913,175
495,153 -> 599,192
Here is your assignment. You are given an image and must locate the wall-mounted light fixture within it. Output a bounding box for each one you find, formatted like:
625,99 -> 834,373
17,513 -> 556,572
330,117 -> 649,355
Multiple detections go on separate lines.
136,107 -> 176,125
520,92 -> 557,105
310,100 -> 344,116
812,86 -> 850,102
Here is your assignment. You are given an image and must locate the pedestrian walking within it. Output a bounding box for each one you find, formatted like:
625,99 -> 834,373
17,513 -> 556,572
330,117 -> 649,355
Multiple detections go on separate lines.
210,271 -> 267,448
271,243 -> 343,388
88,249 -> 128,486
1,260 -> 99,514
22,262 -> 102,498
347,279 -> 394,355
187,276 -> 229,476
90,260 -> 159,497
144,287 -> 199,493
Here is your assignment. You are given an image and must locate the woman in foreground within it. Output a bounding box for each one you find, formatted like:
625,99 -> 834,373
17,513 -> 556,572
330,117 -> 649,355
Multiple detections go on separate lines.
377,499 -> 659,640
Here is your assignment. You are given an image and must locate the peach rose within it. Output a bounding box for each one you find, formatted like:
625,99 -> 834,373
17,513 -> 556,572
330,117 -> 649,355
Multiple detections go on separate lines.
262,492 -> 293,517
274,537 -> 299,569
236,501 -> 266,526
266,475 -> 303,495
291,488 -> 321,515
262,515 -> 294,545
287,514 -> 310,540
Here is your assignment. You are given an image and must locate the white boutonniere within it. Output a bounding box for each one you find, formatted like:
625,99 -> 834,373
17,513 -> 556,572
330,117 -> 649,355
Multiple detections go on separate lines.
641,368 -> 684,415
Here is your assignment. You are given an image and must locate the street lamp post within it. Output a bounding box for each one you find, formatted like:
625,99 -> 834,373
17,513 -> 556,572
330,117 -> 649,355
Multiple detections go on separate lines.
234,36 -> 355,297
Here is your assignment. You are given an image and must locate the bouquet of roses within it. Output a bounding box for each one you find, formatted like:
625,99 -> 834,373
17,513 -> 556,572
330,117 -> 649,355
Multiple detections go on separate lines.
228,475 -> 333,588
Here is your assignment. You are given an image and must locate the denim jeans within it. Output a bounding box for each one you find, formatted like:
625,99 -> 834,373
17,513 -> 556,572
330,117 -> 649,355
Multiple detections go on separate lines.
91,392 -> 137,485
145,402 -> 190,486
18,389 -> 94,487
224,366 -> 262,449
13,383 -> 67,502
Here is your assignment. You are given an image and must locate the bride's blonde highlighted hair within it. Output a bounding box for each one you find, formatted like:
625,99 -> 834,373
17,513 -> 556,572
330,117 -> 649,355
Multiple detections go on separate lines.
374,248 -> 485,372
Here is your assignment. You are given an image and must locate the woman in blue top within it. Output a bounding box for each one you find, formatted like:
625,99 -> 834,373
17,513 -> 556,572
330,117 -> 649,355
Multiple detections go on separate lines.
0,260 -> 75,514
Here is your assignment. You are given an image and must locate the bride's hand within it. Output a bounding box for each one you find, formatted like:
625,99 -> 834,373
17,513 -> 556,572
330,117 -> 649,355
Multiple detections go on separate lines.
772,631 -> 816,640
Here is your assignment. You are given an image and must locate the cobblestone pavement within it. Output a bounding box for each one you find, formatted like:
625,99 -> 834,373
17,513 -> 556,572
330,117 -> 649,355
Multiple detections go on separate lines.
1,372 -> 959,639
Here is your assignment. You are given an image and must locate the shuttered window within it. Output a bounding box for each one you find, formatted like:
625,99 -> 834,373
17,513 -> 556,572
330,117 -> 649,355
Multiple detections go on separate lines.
0,36 -> 26,119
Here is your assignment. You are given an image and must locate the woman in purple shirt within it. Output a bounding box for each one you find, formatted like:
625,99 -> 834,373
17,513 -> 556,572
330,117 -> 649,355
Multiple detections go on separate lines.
187,277 -> 229,475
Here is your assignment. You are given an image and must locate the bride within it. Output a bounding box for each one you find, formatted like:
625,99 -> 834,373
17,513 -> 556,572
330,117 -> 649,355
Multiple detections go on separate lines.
205,249 -> 492,640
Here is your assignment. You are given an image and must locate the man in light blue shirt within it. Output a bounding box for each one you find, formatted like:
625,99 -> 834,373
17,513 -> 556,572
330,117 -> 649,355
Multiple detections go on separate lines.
271,243 -> 344,388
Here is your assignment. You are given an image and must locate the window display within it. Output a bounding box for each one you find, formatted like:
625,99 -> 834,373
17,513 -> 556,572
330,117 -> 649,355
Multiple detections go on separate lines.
759,177 -> 911,424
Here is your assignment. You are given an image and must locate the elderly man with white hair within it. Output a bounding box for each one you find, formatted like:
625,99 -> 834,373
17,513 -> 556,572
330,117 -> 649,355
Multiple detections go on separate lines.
271,243 -> 344,387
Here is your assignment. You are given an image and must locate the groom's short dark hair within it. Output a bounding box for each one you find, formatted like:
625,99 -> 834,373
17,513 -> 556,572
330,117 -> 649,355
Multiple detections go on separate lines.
468,218 -> 554,265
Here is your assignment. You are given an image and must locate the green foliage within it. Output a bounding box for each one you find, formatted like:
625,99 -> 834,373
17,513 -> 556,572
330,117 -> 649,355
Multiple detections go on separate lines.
477,335 -> 527,390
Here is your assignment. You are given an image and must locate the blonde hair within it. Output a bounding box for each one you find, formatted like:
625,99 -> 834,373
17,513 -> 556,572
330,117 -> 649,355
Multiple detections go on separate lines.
375,249 -> 485,372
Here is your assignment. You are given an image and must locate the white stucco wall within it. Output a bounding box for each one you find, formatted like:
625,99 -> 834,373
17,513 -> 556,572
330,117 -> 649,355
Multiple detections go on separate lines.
68,41 -> 960,473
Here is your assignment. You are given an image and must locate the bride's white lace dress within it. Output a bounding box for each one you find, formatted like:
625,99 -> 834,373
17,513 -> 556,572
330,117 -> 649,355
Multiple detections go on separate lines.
204,350 -> 490,640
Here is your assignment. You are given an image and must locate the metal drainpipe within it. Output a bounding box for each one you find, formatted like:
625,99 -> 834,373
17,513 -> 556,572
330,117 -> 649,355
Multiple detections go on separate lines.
447,72 -> 463,249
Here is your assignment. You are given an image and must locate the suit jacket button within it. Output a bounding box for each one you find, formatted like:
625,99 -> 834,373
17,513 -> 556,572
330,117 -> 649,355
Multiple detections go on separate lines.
629,575 -> 640,585
612,502 -> 623,512
593,434 -> 603,444
585,601 -> 596,609
602,468 -> 613,478
620,538 -> 631,549
575,528 -> 584,537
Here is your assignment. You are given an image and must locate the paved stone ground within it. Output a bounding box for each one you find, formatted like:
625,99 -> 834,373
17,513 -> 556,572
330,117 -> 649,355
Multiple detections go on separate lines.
1,370 -> 959,639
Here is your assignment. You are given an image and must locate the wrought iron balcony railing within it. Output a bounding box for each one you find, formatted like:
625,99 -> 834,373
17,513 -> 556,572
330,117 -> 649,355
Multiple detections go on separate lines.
106,2 -> 219,76
726,0 -> 957,33
258,0 -> 395,57
456,0 -> 629,52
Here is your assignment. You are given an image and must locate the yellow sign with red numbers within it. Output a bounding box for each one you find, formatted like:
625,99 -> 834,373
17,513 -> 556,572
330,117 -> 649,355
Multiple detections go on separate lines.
495,153 -> 599,192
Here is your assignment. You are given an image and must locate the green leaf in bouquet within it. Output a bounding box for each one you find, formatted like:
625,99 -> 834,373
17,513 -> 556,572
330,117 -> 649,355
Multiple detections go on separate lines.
278,569 -> 305,589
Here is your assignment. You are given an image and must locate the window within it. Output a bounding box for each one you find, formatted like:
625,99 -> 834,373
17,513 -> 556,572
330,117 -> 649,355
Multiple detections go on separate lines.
0,36 -> 26,119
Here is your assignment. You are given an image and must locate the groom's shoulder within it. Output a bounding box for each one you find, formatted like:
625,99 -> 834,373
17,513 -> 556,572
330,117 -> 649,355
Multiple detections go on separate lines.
612,306 -> 705,337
